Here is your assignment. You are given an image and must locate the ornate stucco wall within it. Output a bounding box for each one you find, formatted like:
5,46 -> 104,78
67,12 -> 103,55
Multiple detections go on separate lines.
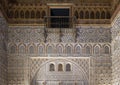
7,25 -> 112,85
111,11 -> 120,85
0,1 -> 120,85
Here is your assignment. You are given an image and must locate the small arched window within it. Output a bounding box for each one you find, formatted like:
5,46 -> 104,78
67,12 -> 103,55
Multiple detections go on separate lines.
104,46 -> 109,54
66,64 -> 71,71
58,64 -> 63,71
49,64 -> 55,71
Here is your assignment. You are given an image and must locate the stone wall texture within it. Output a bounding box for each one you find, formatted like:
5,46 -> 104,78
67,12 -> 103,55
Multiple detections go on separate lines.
111,11 -> 120,85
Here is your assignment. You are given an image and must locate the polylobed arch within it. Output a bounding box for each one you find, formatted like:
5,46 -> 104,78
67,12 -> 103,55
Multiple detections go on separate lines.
20,10 -> 24,18
37,43 -> 45,53
25,10 -> 30,18
79,10 -> 84,19
103,44 -> 111,54
94,45 -> 100,54
27,44 -> 36,54
31,10 -> 35,18
90,11 -> 95,19
65,44 -> 73,55
46,44 -> 55,54
18,44 -> 26,54
101,10 -> 106,19
74,44 -> 82,55
36,11 -> 41,18
96,11 -> 100,19
84,44 -> 92,55
38,45 -> 45,55
56,45 -> 63,55
85,10 -> 89,19
9,43 -> 17,54
93,44 -> 102,55
14,10 -> 19,18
